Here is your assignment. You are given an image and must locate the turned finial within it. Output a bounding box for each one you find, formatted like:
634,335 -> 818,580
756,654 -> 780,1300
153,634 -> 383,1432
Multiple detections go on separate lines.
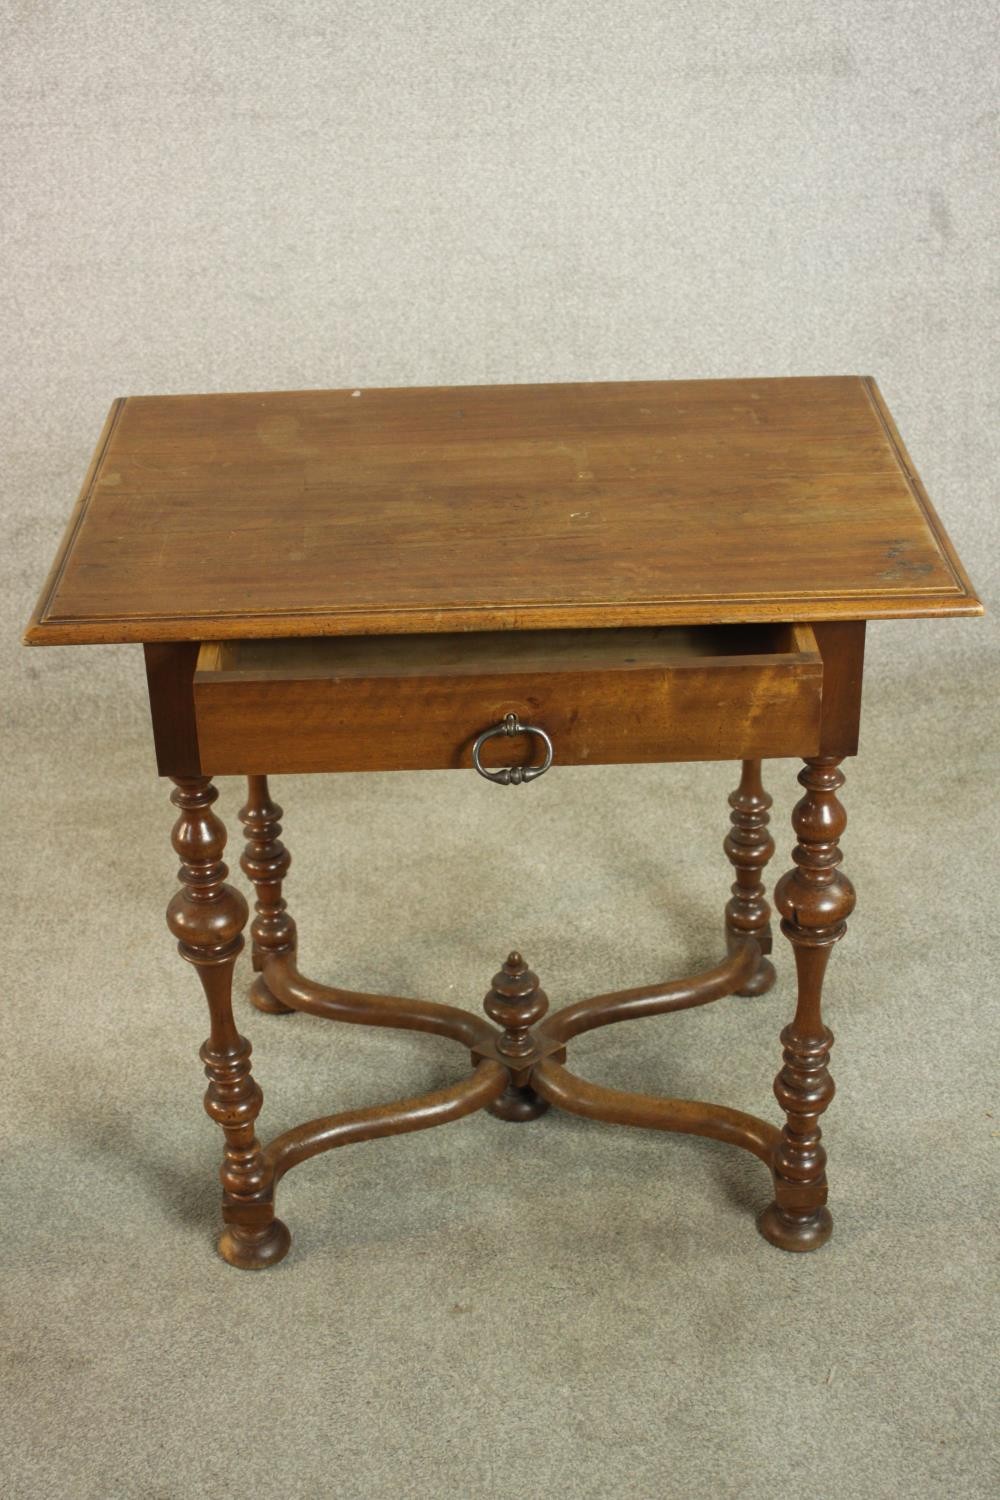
483,951 -> 548,1058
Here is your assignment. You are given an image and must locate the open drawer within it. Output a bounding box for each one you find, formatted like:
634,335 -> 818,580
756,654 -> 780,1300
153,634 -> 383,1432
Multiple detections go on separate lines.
192,624 -> 823,775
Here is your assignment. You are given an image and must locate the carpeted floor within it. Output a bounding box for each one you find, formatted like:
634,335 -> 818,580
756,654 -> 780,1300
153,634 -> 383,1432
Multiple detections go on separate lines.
2,5 -> 998,1498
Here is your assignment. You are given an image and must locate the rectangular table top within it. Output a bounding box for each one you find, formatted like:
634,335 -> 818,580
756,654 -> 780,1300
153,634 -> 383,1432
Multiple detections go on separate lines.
25,376 -> 980,645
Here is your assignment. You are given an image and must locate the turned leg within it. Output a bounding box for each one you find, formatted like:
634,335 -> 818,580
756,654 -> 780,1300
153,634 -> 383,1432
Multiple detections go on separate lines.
758,757 -> 855,1252
724,759 -> 776,996
239,775 -> 296,1014
167,777 -> 290,1269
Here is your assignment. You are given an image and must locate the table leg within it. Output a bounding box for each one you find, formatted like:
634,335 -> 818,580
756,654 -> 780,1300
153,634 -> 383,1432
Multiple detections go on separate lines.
724,759 -> 776,996
758,757 -> 855,1252
240,775 -> 295,1014
167,777 -> 291,1269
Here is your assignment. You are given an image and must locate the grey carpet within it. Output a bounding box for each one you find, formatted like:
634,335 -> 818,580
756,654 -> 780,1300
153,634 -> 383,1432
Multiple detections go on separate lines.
2,4 -> 998,1498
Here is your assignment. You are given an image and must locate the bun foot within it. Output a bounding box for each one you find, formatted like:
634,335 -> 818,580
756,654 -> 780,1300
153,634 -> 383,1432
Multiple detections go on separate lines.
735,955 -> 776,997
249,974 -> 294,1014
218,1217 -> 292,1269
757,1202 -> 832,1252
488,1083 -> 550,1122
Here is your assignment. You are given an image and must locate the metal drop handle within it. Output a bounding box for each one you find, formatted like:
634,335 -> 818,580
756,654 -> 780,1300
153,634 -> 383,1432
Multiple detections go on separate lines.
472,713 -> 554,786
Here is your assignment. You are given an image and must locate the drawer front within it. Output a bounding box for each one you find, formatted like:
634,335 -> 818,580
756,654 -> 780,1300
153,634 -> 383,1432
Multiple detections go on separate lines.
192,626 -> 823,775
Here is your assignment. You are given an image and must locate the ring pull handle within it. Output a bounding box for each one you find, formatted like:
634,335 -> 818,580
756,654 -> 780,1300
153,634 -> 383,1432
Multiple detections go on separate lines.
472,713 -> 554,786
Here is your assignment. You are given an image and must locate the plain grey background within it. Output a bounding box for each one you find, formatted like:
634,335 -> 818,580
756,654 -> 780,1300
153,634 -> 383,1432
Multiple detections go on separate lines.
3,4 -> 998,1498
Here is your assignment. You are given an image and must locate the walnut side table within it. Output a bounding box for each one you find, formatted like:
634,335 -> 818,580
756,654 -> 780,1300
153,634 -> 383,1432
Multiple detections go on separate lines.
26,377 -> 981,1269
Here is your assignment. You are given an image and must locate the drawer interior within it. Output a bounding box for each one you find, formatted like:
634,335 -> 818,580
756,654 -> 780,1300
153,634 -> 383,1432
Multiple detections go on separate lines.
196,623 -> 820,683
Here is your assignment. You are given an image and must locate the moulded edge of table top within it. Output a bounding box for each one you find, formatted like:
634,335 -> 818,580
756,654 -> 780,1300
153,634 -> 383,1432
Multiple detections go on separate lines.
23,377 -> 984,646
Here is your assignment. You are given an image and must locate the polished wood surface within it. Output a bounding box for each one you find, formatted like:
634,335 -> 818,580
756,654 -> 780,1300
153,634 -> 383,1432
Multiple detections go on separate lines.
25,376 -> 978,1268
249,905 -> 784,1255
191,623 -> 824,773
531,1060 -> 780,1164
25,376 -> 980,645
239,777 -> 296,1015
265,1063 -> 508,1184
759,757 -> 855,1251
167,778 -> 290,1269
812,621 -> 866,756
479,953 -> 553,1121
724,760 -> 776,997
539,946 -> 759,1044
263,948 -> 496,1052
222,753 -> 854,1268
143,641 -> 200,778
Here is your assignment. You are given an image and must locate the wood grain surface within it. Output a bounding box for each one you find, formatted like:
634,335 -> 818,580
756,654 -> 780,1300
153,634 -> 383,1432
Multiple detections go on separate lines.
25,376 -> 980,645
191,624 -> 823,773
